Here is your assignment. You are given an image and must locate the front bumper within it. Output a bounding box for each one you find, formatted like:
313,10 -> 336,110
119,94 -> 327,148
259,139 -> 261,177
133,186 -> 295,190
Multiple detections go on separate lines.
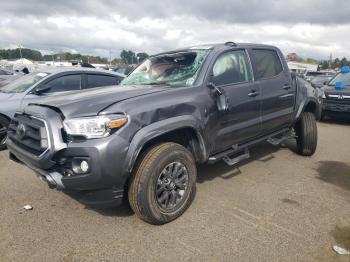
8,133 -> 131,191
10,151 -> 125,207
7,106 -> 131,203
323,99 -> 350,113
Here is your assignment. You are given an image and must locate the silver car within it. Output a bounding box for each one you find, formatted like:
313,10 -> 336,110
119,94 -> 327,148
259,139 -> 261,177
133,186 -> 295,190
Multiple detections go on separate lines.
0,67 -> 124,149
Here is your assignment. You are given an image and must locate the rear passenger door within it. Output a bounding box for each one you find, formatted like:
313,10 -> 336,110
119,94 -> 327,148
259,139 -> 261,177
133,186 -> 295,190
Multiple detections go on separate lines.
211,49 -> 261,152
85,74 -> 122,89
249,49 -> 295,134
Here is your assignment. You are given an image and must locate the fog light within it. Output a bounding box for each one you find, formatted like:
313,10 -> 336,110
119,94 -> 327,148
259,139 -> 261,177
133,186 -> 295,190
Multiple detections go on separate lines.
72,159 -> 90,174
80,160 -> 89,173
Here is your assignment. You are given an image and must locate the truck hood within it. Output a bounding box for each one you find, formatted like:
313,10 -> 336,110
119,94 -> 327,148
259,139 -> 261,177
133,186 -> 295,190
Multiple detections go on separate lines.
28,85 -> 169,118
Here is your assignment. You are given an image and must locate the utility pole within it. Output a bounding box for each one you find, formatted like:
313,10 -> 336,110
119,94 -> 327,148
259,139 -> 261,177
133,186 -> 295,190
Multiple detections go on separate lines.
329,52 -> 333,68
18,44 -> 23,62
109,50 -> 112,66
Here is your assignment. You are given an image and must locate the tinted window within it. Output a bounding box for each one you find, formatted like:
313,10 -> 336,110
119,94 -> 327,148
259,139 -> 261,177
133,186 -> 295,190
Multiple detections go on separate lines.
44,74 -> 81,93
212,50 -> 252,86
87,74 -> 121,89
251,49 -> 283,80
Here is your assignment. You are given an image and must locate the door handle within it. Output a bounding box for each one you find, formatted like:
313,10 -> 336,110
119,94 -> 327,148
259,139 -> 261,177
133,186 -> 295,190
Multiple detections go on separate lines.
248,90 -> 260,97
282,84 -> 291,90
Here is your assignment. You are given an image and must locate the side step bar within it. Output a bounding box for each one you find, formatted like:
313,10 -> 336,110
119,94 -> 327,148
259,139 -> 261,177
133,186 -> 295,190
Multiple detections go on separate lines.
222,148 -> 250,166
208,128 -> 291,166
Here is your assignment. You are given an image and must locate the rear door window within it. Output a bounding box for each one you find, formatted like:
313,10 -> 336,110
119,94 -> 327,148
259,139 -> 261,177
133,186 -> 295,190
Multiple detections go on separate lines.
44,74 -> 81,93
86,74 -> 121,89
251,49 -> 283,80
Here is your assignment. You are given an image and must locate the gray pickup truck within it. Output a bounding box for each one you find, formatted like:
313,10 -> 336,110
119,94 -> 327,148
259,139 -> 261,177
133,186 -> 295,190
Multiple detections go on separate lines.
7,42 -> 319,224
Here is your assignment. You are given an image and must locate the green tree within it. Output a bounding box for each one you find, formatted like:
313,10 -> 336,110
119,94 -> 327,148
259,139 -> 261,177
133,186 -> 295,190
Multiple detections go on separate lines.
306,58 -> 318,65
136,52 -> 149,63
120,50 -> 137,64
332,58 -> 341,69
340,57 -> 348,67
320,60 -> 329,70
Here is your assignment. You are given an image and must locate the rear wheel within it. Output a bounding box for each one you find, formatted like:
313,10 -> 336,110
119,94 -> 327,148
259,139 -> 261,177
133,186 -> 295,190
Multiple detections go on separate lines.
0,116 -> 9,150
295,112 -> 317,156
128,142 -> 197,224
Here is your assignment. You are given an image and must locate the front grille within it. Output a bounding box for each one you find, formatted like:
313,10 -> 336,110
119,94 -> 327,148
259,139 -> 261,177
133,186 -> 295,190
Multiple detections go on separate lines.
325,95 -> 350,105
8,114 -> 49,157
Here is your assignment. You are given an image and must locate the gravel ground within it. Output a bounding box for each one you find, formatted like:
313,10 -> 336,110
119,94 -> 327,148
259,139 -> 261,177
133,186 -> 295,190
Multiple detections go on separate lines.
0,120 -> 349,262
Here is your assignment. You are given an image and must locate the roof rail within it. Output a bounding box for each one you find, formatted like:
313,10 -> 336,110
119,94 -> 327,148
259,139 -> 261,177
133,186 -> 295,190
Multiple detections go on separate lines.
225,41 -> 237,47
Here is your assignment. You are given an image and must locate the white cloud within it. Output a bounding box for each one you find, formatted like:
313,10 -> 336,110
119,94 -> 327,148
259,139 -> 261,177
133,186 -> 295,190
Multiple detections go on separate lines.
1,1 -> 350,59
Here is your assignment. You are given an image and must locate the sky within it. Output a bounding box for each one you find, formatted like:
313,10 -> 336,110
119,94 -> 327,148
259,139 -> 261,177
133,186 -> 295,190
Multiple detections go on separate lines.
1,0 -> 350,60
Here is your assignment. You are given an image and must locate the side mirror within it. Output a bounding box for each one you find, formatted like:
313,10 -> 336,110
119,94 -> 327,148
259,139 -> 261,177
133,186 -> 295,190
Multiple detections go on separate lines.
31,84 -> 51,95
207,79 -> 228,112
323,80 -> 329,85
311,82 -> 316,88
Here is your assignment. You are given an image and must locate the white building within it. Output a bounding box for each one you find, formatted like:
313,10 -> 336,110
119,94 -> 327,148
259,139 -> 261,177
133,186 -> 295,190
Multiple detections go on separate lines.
287,61 -> 318,73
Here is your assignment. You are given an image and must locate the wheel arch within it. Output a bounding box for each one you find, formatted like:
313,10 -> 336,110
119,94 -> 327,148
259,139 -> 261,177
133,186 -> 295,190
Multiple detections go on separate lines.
295,98 -> 320,121
123,116 -> 207,177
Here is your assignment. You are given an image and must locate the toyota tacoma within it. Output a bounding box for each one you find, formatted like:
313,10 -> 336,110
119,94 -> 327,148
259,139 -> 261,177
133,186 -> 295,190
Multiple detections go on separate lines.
7,42 -> 319,224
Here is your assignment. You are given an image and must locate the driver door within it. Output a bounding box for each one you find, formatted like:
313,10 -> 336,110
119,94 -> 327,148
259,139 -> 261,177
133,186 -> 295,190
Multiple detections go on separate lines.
211,49 -> 261,152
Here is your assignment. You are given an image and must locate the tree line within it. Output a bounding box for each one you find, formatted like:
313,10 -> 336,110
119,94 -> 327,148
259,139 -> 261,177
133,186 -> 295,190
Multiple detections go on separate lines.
319,58 -> 350,70
0,48 -> 149,65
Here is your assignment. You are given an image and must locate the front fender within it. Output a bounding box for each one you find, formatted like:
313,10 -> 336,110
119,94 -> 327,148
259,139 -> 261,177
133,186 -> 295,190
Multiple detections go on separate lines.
294,77 -> 321,121
123,115 -> 207,175
294,96 -> 320,121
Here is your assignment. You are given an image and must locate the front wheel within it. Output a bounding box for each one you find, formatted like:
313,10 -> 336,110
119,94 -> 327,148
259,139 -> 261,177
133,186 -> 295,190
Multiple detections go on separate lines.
0,116 -> 10,150
128,142 -> 197,224
295,112 -> 318,156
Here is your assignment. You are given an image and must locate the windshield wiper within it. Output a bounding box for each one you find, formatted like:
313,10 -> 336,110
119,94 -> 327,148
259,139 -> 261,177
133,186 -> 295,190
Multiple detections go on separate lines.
146,81 -> 171,86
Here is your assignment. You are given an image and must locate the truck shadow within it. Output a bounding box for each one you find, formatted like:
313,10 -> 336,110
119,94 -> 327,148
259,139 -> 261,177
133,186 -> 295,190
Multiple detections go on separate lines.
68,140 -> 298,217
64,193 -> 134,217
315,161 -> 350,192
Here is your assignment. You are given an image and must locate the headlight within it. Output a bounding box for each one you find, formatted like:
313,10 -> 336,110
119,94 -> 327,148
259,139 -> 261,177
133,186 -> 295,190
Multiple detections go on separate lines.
63,114 -> 128,139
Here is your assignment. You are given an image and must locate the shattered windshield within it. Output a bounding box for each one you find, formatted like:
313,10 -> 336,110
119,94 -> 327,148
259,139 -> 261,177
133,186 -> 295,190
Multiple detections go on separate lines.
121,50 -> 209,87
1,72 -> 49,93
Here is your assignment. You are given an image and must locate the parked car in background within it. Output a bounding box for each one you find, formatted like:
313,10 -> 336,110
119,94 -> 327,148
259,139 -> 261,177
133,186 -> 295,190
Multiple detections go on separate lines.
311,75 -> 333,88
320,66 -> 350,120
305,71 -> 334,82
0,67 -> 124,149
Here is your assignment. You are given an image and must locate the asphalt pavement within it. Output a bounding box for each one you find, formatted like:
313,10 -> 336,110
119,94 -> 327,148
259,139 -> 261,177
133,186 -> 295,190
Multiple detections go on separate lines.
0,119 -> 349,262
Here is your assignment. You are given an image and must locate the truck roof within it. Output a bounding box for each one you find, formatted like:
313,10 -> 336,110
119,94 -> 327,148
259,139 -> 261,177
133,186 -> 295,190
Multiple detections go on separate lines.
153,42 -> 279,57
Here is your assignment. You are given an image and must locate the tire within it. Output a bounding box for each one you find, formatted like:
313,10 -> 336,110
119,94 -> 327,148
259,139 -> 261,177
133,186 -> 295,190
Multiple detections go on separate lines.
0,115 -> 10,151
295,112 -> 317,156
128,142 -> 197,224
